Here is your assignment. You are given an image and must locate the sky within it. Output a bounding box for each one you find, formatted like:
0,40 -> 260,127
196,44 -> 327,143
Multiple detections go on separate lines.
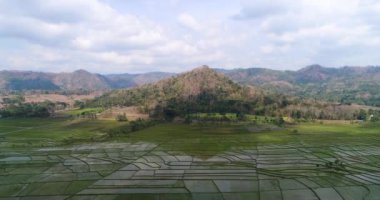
0,0 -> 379,74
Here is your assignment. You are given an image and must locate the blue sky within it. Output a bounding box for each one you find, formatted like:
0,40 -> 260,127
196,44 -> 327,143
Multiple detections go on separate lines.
0,0 -> 379,73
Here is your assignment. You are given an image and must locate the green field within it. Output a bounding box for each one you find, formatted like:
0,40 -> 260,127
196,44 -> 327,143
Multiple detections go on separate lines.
0,118 -> 379,199
0,118 -> 126,148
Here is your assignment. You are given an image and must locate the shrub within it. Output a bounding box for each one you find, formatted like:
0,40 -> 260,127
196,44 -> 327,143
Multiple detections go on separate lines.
107,119 -> 159,136
274,117 -> 285,126
116,113 -> 128,122
130,119 -> 157,131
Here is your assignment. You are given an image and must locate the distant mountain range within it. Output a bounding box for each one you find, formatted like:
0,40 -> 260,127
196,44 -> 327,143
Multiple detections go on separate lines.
0,69 -> 174,91
1,64 -> 379,106
220,65 -> 380,106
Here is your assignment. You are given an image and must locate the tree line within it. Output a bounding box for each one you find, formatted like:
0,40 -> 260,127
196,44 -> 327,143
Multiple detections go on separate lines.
0,95 -> 67,118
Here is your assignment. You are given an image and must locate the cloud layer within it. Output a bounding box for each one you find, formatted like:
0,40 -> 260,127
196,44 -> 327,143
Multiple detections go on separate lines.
0,0 -> 379,73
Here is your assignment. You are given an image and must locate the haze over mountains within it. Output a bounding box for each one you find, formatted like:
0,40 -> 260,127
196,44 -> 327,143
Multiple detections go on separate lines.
1,65 -> 379,106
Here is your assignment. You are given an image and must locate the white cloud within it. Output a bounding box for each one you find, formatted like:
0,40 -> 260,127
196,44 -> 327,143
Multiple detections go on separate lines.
178,13 -> 202,31
0,0 -> 379,73
232,0 -> 380,68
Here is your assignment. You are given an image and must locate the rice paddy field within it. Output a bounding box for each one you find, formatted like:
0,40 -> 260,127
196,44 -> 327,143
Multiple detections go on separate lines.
0,118 -> 380,199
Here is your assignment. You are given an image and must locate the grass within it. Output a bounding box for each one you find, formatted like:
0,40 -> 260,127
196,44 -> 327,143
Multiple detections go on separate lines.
0,117 -> 379,154
0,117 -> 379,198
113,121 -> 380,156
119,123 -> 259,154
0,118 -> 128,148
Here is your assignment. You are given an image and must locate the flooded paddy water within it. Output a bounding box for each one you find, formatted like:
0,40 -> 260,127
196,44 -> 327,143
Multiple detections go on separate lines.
0,123 -> 380,199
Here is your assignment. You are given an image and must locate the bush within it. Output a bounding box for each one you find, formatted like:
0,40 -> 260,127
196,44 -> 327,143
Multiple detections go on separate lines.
74,100 -> 86,109
274,117 -> 285,126
130,119 -> 157,131
236,112 -> 246,121
107,119 -> 159,136
0,101 -> 54,118
116,113 -> 128,122
184,115 -> 192,123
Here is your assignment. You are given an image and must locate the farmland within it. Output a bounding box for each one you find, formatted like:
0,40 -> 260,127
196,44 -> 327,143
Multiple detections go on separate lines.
0,118 -> 379,199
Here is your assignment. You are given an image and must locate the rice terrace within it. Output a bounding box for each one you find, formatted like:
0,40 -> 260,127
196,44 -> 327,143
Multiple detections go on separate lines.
1,116 -> 380,199
1,0 -> 380,200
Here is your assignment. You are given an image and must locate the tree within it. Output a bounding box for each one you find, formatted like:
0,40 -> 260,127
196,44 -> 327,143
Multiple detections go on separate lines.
2,95 -> 25,105
0,101 -> 54,118
356,109 -> 367,120
291,110 -> 302,119
116,113 -> 128,122
74,100 -> 86,109
236,111 -> 246,121
274,116 -> 285,126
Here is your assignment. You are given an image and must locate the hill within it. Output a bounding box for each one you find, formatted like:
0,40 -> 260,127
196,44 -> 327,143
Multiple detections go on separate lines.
0,70 -> 173,92
89,66 -> 378,120
105,72 -> 175,89
89,66 -> 267,118
0,70 -> 109,91
0,71 -> 59,91
1,65 -> 379,107
91,65 -> 258,106
2,66 -> 376,120
52,69 -> 110,91
219,65 -> 380,106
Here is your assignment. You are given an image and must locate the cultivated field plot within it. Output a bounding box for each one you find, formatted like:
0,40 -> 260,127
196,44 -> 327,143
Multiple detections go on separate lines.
0,122 -> 380,199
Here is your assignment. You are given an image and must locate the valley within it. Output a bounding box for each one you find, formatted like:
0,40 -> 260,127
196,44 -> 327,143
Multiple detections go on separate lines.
2,1 -> 380,199
1,66 -> 379,199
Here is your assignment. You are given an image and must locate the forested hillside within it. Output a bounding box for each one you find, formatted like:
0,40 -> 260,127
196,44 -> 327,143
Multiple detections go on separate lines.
220,65 -> 380,106
1,65 -> 379,107
89,66 -> 377,120
90,66 -> 260,117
